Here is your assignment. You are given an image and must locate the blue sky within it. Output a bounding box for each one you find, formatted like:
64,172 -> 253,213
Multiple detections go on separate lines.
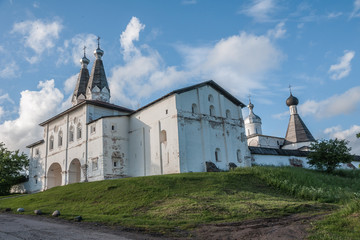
0,0 -> 359,154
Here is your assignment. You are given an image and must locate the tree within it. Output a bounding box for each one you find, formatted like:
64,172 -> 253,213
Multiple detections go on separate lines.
0,143 -> 29,195
307,139 -> 353,173
357,133 -> 360,138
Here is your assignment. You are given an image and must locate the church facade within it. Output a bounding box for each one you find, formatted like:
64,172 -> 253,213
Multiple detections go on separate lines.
25,44 -> 252,192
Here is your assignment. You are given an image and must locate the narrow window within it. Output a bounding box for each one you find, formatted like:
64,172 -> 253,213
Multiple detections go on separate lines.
160,130 -> 167,143
92,158 -> 98,171
77,123 -> 82,139
58,130 -> 63,147
113,161 -> 117,167
111,125 -> 115,131
210,105 -> 215,116
35,148 -> 39,156
237,150 -> 242,163
226,110 -> 231,118
165,109 -> 168,114
208,94 -> 214,102
215,148 -> 221,162
49,136 -> 54,151
69,126 -> 74,142
90,125 -> 96,134
191,103 -> 198,114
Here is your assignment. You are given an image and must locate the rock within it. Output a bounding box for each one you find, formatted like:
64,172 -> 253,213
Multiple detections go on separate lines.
74,216 -> 83,222
17,208 -> 24,212
52,210 -> 60,217
34,209 -> 42,215
206,161 -> 220,172
5,208 -> 11,212
229,162 -> 237,170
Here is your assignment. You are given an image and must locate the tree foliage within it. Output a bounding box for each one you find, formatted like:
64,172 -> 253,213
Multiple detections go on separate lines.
357,133 -> 360,138
307,139 -> 353,173
0,143 -> 29,195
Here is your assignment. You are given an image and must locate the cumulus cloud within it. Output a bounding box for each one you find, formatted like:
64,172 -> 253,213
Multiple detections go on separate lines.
350,0 -> 360,18
64,73 -> 78,94
299,86 -> 360,119
267,21 -> 286,39
110,16 -> 283,107
178,32 -> 284,96
240,0 -> 277,22
0,80 -> 63,152
0,106 -> 4,119
57,33 -> 98,66
11,19 -> 63,63
324,125 -> 360,154
0,61 -> 20,79
328,51 -> 355,80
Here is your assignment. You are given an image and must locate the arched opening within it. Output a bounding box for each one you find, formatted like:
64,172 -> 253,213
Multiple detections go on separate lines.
58,130 -> 63,147
47,162 -> 62,189
191,103 -> 198,114
208,94 -> 214,102
68,159 -> 81,184
226,109 -> 231,118
210,105 -> 215,116
49,135 -> 54,151
237,149 -> 242,163
69,126 -> 74,142
215,148 -> 221,162
77,123 -> 82,139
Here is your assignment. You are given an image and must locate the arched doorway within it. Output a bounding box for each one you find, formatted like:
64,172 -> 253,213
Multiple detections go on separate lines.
47,162 -> 62,189
68,159 -> 81,184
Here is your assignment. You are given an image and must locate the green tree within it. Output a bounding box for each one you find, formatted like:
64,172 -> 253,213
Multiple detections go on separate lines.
357,133 -> 360,138
307,139 -> 353,173
0,143 -> 29,195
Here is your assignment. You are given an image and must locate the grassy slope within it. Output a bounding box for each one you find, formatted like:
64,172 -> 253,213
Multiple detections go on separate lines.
1,166 -> 360,238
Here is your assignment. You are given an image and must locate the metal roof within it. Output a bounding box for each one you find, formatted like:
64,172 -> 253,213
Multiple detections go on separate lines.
284,114 -> 315,145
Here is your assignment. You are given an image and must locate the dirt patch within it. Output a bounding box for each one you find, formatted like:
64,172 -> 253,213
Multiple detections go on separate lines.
191,213 -> 327,240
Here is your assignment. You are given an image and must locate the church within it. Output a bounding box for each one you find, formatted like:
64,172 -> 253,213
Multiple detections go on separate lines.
25,43 -> 254,192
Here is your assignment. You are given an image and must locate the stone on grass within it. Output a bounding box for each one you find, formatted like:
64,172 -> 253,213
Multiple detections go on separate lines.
17,208 -> 24,212
52,210 -> 60,217
74,216 -> 83,222
34,209 -> 42,215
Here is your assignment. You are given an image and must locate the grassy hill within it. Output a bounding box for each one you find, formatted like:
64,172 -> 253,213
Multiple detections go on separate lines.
1,166 -> 360,239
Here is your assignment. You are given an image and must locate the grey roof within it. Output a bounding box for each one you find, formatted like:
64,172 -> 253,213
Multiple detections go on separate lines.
26,140 -> 44,148
284,114 -> 315,145
39,100 -> 133,126
73,67 -> 89,99
249,146 -> 309,157
133,80 -> 246,114
87,58 -> 110,92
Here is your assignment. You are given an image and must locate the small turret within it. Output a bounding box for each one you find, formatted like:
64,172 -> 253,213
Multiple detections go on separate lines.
72,46 -> 90,106
244,97 -> 262,136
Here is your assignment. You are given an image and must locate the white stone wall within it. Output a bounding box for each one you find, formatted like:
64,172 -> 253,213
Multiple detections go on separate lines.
252,154 -> 311,168
247,135 -> 284,149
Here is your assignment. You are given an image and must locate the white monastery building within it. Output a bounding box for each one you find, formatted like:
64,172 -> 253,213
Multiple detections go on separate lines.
24,41 -> 358,193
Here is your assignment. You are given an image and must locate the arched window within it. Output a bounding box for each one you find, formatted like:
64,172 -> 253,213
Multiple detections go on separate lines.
77,123 -> 82,139
208,94 -> 214,102
237,150 -> 242,163
58,130 -> 63,147
49,136 -> 54,151
226,109 -> 231,118
69,126 -> 74,142
160,130 -> 167,143
215,148 -> 221,162
191,103 -> 198,114
210,105 -> 215,116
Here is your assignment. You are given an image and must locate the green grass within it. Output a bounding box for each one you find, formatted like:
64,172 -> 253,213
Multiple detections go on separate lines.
1,166 -> 359,238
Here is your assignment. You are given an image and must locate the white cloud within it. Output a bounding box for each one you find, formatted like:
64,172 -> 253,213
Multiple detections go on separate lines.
57,34 -> 98,66
33,2 -> 39,8
0,61 -> 20,79
64,74 -> 78,94
110,17 -> 283,107
324,125 -> 360,154
0,93 -> 15,104
299,86 -> 360,119
267,21 -> 286,39
0,106 -> 4,118
120,16 -> 145,61
350,0 -> 360,18
327,12 -> 342,19
179,32 -> 284,97
182,0 -> 197,5
240,0 -> 277,22
0,80 -> 64,152
11,19 -> 63,63
328,51 -> 355,80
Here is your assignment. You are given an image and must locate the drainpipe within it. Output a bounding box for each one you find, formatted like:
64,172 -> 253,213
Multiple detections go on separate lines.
65,113 -> 69,185
44,124 -> 49,190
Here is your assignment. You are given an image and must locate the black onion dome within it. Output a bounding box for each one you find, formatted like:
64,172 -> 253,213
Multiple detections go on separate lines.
286,94 -> 299,106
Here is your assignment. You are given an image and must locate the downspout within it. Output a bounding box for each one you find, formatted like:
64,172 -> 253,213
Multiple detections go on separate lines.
65,113 -> 69,185
44,124 -> 49,190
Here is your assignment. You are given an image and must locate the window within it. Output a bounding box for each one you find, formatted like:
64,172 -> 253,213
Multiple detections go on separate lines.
210,105 -> 215,116
165,109 -> 168,114
49,136 -> 54,151
208,94 -> 214,102
237,150 -> 242,163
191,103 -> 198,114
226,110 -> 231,118
160,130 -> 167,143
69,126 -> 74,142
90,124 -> 96,134
215,148 -> 221,162
113,161 -> 117,167
77,123 -> 82,139
111,125 -> 115,131
58,130 -> 63,147
35,148 -> 39,156
92,157 -> 98,171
